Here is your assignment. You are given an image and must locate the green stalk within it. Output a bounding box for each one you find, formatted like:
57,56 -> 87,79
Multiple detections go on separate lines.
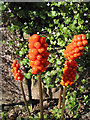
61,86 -> 66,119
19,81 -> 31,117
38,73 -> 43,120
58,87 -> 62,109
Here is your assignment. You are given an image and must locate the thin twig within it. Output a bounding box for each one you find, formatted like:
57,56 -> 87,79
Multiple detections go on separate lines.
19,81 -> 31,117
58,87 -> 62,109
61,86 -> 66,119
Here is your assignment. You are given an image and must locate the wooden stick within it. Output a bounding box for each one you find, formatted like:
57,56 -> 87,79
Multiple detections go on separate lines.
61,86 -> 66,119
19,81 -> 31,117
58,87 -> 62,109
38,73 -> 43,120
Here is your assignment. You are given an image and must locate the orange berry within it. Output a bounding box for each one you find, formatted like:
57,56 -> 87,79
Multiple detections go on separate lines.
16,63 -> 20,68
31,66 -> 39,74
82,40 -> 88,46
28,54 -> 36,60
31,48 -> 38,55
60,80 -> 65,86
73,53 -> 78,58
14,75 -> 18,80
77,41 -> 83,47
34,42 -> 41,49
31,34 -> 39,43
13,67 -> 18,70
12,63 -> 16,68
28,43 -> 34,49
73,42 -> 78,48
76,52 -> 81,57
38,47 -> 45,54
74,48 -> 80,53
31,69 -> 37,74
39,37 -> 46,44
77,35 -> 82,41
69,55 -> 74,60
37,54 -> 42,60
18,70 -> 21,73
29,34 -> 39,47
14,69 -> 18,73
34,60 -> 41,66
42,43 -> 48,49
73,35 -> 78,42
32,34 -> 39,40
79,46 -> 85,51
29,61 -> 34,67
28,36 -> 32,42
65,82 -> 68,86
37,64 -> 44,71
69,82 -> 73,86
17,76 -> 22,80
81,34 -> 86,40
13,59 -> 17,64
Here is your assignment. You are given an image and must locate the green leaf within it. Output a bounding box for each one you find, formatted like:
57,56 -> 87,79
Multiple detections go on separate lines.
81,79 -> 86,84
26,73 -> 31,79
78,67 -> 83,71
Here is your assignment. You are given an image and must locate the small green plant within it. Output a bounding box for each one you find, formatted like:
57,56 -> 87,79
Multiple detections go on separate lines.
0,111 -> 8,119
51,108 -> 62,119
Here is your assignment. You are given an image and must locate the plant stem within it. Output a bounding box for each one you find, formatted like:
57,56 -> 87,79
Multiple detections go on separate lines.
38,73 -> 43,120
58,87 -> 62,109
19,81 -> 31,117
61,86 -> 66,119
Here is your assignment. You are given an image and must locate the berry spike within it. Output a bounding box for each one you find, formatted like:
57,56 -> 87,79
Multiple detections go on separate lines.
28,34 -> 49,74
60,60 -> 77,86
11,60 -> 24,81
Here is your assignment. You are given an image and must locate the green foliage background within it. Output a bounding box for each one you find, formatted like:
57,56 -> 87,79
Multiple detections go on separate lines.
1,1 -> 90,119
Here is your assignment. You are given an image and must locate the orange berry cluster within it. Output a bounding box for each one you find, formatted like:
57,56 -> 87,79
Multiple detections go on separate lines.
60,60 -> 77,86
28,34 -> 49,74
11,60 -> 24,81
64,34 -> 88,60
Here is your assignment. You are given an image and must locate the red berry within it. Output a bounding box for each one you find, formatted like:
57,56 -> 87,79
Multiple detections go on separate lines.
81,34 -> 86,40
31,48 -> 38,55
43,43 -> 48,49
34,42 -> 41,49
74,48 -> 80,53
37,54 -> 42,60
77,41 -> 83,47
31,66 -> 39,74
31,34 -> 39,44
28,54 -> 36,60
39,37 -> 46,44
34,60 -> 41,66
37,64 -> 44,71
13,59 -> 17,64
29,61 -> 34,67
73,35 -> 78,42
77,35 -> 82,41
38,47 -> 45,54
79,46 -> 85,51
28,43 -> 34,49
16,63 -> 20,68
12,63 -> 16,68
82,40 -> 88,46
